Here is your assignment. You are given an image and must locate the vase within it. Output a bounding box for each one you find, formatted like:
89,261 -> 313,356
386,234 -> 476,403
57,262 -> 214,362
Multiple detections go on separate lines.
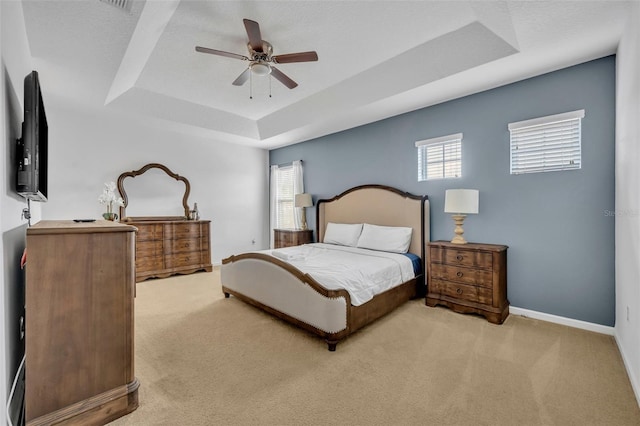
103,212 -> 118,221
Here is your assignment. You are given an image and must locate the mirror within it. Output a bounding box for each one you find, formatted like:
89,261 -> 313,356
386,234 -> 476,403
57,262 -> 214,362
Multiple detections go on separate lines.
117,163 -> 191,221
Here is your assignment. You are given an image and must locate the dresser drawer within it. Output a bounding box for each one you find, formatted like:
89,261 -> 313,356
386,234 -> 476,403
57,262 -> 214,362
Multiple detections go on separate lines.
430,264 -> 493,288
137,240 -> 162,258
169,238 -> 202,254
430,280 -> 493,305
167,223 -> 202,239
165,252 -> 203,269
136,256 -> 163,272
443,248 -> 492,269
135,224 -> 163,242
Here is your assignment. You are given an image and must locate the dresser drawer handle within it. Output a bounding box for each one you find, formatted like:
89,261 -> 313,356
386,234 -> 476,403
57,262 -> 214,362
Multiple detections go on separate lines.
456,255 -> 464,261
456,288 -> 463,295
456,271 -> 463,278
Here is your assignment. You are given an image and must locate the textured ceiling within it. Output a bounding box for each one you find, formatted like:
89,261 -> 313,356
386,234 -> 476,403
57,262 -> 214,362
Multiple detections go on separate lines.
21,0 -> 634,149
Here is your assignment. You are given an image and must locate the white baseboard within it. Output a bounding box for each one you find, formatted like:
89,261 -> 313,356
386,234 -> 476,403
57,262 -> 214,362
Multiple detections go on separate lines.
614,331 -> 640,409
509,306 -> 615,336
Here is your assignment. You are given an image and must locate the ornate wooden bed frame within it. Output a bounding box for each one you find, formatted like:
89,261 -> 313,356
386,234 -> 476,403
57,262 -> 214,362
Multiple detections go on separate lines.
221,184 -> 430,351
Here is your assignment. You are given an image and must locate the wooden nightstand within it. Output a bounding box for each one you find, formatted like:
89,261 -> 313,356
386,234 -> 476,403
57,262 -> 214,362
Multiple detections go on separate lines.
274,229 -> 313,248
426,241 -> 509,324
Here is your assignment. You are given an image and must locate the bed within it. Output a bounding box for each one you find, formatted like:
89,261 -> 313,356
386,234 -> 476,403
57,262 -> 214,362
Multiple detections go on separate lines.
221,184 -> 430,351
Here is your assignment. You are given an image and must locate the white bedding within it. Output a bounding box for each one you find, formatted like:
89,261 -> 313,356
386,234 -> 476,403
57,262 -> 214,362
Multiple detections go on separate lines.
268,243 -> 415,306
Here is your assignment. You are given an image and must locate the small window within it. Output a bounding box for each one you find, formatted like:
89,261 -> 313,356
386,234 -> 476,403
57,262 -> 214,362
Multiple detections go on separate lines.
416,133 -> 463,181
274,165 -> 295,229
509,109 -> 584,175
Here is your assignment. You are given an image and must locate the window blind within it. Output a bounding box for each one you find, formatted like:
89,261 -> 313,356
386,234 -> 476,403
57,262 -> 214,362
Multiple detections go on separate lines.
509,110 -> 584,175
416,133 -> 463,181
275,166 -> 295,229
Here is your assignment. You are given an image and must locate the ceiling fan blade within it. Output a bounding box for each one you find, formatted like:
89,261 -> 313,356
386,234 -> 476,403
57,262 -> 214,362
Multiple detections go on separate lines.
195,46 -> 248,61
270,66 -> 298,89
273,51 -> 318,64
243,19 -> 263,52
232,68 -> 250,86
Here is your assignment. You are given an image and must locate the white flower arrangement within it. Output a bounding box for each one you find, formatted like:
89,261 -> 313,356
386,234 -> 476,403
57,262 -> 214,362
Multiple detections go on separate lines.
98,181 -> 124,215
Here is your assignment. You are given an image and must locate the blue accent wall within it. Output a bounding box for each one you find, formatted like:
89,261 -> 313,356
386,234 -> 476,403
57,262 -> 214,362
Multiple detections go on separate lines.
270,56 -> 616,326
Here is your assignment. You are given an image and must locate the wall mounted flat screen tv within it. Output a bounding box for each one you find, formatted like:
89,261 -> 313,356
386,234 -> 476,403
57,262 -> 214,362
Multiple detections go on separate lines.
16,70 -> 48,202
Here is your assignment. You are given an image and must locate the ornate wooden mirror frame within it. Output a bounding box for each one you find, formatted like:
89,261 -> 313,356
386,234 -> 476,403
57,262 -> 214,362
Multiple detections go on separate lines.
117,163 -> 191,222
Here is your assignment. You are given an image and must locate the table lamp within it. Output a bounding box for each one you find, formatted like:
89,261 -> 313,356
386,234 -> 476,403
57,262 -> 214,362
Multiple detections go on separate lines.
294,193 -> 313,230
444,189 -> 479,244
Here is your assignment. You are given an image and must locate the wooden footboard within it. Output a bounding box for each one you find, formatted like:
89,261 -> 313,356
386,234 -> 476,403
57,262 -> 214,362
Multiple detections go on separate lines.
221,253 -> 419,351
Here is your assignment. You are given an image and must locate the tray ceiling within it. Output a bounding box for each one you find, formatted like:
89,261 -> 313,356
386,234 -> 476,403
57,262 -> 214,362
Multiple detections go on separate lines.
21,0 -> 633,149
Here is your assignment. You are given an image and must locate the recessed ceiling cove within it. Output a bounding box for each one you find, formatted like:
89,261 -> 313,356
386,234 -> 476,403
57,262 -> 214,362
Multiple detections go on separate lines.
21,0 -> 631,148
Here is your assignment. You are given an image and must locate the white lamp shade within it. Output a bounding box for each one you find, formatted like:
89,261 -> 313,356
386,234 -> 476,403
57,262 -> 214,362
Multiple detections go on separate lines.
444,189 -> 479,214
295,193 -> 313,208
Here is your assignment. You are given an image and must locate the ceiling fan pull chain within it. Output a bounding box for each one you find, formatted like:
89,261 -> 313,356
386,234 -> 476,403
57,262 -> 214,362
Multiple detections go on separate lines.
269,73 -> 272,98
249,69 -> 253,100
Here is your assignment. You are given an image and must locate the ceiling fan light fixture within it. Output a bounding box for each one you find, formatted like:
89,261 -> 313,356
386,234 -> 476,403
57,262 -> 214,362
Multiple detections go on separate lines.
195,19 -> 317,91
250,62 -> 271,76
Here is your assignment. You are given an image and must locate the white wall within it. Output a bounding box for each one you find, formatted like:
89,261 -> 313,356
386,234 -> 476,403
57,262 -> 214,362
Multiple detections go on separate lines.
2,4 -> 268,421
615,0 -> 640,406
41,99 -> 270,264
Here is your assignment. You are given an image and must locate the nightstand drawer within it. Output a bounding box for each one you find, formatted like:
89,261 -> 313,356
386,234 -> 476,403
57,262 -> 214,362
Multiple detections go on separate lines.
279,232 -> 293,245
274,229 -> 313,249
443,248 -> 492,269
430,264 -> 493,288
430,280 -> 493,305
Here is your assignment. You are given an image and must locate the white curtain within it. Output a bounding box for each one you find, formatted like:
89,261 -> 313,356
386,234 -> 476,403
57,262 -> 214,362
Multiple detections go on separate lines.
269,164 -> 279,248
292,160 -> 304,229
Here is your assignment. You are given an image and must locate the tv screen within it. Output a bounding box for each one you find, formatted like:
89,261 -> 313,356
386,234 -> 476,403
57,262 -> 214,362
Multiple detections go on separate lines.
16,71 -> 48,202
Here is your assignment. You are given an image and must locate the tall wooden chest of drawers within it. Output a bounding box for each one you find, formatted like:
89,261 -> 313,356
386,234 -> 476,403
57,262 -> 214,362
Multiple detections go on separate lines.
426,241 -> 508,324
25,220 -> 138,425
128,219 -> 213,282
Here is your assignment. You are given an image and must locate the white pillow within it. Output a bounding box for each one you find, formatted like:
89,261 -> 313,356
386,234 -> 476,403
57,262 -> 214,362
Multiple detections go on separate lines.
323,222 -> 363,247
356,223 -> 413,253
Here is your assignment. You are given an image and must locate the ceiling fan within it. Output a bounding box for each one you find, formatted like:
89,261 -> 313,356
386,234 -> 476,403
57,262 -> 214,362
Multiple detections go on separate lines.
195,19 -> 318,91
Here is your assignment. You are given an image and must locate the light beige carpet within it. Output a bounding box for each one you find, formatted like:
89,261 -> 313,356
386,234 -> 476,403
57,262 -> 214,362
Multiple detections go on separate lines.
109,270 -> 640,425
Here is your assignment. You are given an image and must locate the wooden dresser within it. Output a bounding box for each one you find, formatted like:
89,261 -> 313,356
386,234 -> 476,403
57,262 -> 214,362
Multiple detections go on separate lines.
274,228 -> 313,248
25,220 -> 138,425
128,219 -> 213,282
426,241 -> 508,324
